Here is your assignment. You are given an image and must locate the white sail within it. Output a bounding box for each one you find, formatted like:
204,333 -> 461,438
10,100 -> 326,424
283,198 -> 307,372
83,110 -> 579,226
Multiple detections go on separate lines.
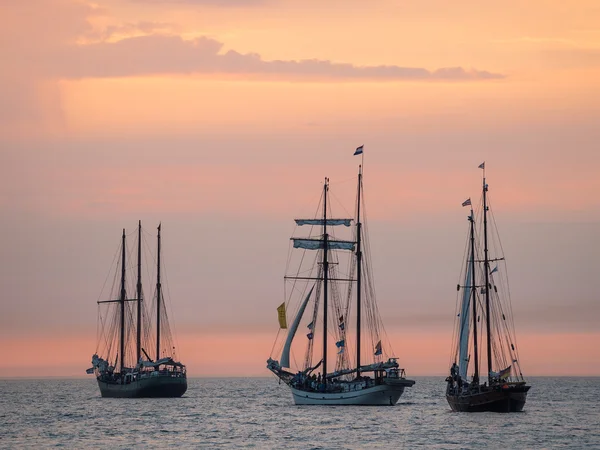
280,285 -> 315,368
291,238 -> 355,251
458,251 -> 472,380
295,219 -> 352,227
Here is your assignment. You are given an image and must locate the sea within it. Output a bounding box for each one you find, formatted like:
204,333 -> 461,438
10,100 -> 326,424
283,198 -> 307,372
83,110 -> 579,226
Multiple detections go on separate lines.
0,377 -> 598,449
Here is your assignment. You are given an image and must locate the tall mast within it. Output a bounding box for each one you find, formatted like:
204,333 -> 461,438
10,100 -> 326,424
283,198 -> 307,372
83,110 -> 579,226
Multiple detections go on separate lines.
469,211 -> 479,384
356,166 -> 362,377
136,220 -> 142,364
156,223 -> 162,361
120,228 -> 126,373
483,171 -> 492,381
322,178 -> 329,385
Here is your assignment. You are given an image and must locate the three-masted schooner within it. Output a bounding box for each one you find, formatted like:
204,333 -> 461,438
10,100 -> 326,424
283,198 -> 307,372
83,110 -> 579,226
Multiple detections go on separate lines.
87,222 -> 187,398
267,154 -> 414,405
446,163 -> 530,412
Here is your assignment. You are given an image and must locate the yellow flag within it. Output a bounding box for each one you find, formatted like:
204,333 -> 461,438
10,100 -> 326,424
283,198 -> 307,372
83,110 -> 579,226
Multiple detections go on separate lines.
277,303 -> 287,329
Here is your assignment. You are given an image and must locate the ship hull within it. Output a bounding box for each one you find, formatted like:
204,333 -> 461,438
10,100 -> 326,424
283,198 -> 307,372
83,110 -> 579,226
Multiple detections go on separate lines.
290,380 -> 414,406
446,384 -> 530,412
97,375 -> 187,398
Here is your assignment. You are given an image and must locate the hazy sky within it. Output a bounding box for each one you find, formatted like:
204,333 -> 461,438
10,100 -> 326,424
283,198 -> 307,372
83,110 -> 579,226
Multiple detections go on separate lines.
1,0 -> 599,377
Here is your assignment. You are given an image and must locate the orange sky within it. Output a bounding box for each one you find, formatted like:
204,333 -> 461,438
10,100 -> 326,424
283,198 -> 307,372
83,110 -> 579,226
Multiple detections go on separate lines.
2,330 -> 598,378
0,0 -> 599,377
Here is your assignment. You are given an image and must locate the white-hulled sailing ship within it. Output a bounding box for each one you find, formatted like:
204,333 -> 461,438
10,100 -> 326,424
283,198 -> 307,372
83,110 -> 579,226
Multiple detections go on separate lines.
267,150 -> 415,405
446,163 -> 530,412
87,222 -> 187,398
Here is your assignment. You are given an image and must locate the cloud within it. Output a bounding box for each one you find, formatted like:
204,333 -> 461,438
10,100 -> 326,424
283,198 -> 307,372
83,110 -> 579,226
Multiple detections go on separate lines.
491,35 -> 600,69
53,35 -> 504,81
542,48 -> 600,68
130,0 -> 267,5
89,21 -> 177,42
492,36 -> 580,46
0,0 -> 96,134
0,0 -> 503,135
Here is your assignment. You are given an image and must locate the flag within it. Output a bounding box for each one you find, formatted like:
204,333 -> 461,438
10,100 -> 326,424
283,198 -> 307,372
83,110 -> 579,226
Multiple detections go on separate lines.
490,265 -> 498,274
277,303 -> 287,329
462,198 -> 471,207
374,340 -> 382,356
335,339 -> 345,348
498,366 -> 511,379
85,368 -> 94,374
354,145 -> 364,156
307,321 -> 314,330
307,332 -> 314,340
478,162 -> 485,169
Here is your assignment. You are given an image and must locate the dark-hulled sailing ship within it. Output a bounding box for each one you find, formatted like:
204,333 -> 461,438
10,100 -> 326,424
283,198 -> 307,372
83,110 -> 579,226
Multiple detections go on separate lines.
267,150 -> 414,405
446,163 -> 530,412
86,222 -> 187,398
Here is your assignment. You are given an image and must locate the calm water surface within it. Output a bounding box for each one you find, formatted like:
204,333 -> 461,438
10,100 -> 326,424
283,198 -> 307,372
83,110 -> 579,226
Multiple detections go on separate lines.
0,377 -> 598,449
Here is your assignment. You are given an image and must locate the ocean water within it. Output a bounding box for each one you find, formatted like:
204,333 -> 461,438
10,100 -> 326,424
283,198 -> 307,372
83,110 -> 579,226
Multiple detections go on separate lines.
0,377 -> 598,449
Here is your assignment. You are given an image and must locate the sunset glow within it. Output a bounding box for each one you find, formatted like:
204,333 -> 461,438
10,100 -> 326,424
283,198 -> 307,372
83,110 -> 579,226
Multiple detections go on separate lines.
1,0 -> 599,378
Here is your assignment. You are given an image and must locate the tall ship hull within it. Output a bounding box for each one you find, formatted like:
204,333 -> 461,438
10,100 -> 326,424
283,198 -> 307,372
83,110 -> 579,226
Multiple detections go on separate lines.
446,383 -> 530,412
291,379 -> 414,406
267,150 -> 415,406
97,375 -> 187,398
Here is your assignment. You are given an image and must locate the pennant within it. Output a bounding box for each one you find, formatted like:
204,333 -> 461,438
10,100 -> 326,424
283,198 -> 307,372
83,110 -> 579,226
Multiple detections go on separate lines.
478,162 -> 485,169
338,347 -> 345,354
490,266 -> 498,274
335,339 -> 345,348
462,198 -> 471,207
307,321 -> 314,330
307,332 -> 314,340
354,145 -> 364,156
374,340 -> 382,356
277,303 -> 287,329
339,322 -> 345,331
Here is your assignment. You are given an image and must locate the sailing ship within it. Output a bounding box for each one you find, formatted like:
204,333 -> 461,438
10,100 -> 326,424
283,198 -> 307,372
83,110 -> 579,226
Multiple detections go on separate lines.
267,157 -> 415,405
86,222 -> 187,398
446,163 -> 530,412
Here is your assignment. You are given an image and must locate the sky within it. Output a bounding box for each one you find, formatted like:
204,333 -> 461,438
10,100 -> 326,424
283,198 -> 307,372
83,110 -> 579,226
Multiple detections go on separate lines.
0,0 -> 599,378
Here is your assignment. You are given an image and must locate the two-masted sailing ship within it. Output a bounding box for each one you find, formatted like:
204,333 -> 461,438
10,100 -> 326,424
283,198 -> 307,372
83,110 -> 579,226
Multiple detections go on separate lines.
267,155 -> 415,405
446,163 -> 530,412
87,222 -> 187,398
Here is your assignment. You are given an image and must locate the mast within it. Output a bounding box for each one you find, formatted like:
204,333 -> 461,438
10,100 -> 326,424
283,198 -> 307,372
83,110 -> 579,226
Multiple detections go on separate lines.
136,220 -> 142,364
120,228 -> 126,373
322,178 -> 329,385
156,223 -> 162,361
356,166 -> 362,377
483,171 -> 492,381
469,211 -> 479,384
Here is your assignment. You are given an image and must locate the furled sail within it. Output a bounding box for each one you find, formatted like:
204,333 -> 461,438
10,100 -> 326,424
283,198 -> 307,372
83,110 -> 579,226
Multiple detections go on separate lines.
295,219 -> 352,227
458,245 -> 473,379
291,238 -> 355,251
280,285 -> 315,368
